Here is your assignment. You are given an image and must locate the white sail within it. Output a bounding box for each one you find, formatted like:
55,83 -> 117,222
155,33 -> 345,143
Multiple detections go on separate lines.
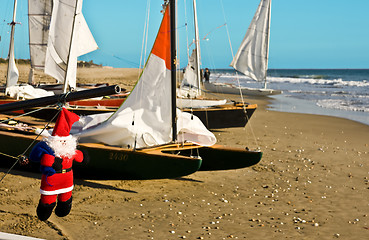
179,0 -> 202,98
192,0 -> 202,92
74,6 -> 216,148
28,0 -> 52,70
44,0 -> 98,91
230,0 -> 271,82
179,49 -> 199,98
6,0 -> 19,89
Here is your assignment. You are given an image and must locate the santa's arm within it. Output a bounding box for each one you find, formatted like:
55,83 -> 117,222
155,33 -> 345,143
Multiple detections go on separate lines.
40,154 -> 56,176
40,154 -> 55,167
74,150 -> 84,163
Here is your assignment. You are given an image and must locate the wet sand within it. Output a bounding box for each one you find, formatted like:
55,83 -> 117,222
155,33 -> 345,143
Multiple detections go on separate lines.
0,65 -> 368,239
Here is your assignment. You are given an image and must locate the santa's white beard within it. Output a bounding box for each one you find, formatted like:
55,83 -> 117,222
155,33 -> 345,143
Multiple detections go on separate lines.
44,136 -> 78,158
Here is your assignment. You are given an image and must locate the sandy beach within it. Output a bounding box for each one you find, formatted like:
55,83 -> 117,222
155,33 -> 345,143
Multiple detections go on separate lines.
0,65 -> 368,239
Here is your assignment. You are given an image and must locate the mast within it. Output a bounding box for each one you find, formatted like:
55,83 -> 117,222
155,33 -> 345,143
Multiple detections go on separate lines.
264,0 -> 272,89
192,0 -> 202,95
170,0 -> 177,142
5,0 -> 19,89
62,0 -> 79,93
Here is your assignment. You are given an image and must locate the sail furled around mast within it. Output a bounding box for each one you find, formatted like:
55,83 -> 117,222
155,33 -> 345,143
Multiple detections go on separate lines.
6,41 -> 19,89
230,0 -> 271,82
6,0 -> 19,89
178,49 -> 200,98
28,0 -> 52,70
74,6 -> 216,148
44,0 -> 98,90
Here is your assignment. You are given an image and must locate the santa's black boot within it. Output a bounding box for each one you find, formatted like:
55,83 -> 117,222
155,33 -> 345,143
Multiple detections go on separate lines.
36,200 -> 56,221
55,197 -> 72,217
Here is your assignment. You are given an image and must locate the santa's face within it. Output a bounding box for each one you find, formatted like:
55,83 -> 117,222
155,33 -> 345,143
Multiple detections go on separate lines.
44,135 -> 78,158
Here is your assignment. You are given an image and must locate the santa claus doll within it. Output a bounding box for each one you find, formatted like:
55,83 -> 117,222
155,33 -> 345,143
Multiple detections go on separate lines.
30,108 -> 84,221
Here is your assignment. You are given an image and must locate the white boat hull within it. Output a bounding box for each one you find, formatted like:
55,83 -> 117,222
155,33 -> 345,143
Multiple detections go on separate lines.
203,82 -> 281,96
177,97 -> 227,108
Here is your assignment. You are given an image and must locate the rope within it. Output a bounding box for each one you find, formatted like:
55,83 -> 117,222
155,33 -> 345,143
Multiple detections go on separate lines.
21,107 -> 62,156
202,23 -> 226,41
219,0 -> 259,149
0,104 -> 57,124
0,105 -> 62,184
0,157 -> 18,183
0,152 -> 18,160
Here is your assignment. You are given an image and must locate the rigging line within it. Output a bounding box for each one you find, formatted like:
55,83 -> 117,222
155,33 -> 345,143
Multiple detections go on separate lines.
219,0 -> 247,112
183,0 -> 190,60
201,39 -> 216,73
92,49 -> 140,67
21,106 -> 62,156
0,157 -> 19,183
0,104 -> 58,124
244,109 -> 259,150
219,0 -> 259,147
202,23 -> 226,41
138,0 -> 151,104
111,54 -> 139,68
140,0 -> 151,70
0,106 -> 61,183
132,0 -> 151,149
0,152 -> 17,160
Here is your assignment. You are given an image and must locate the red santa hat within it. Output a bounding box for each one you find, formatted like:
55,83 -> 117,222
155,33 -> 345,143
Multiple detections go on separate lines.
51,108 -> 80,138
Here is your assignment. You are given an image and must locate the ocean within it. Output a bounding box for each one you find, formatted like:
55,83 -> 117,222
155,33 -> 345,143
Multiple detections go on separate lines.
209,69 -> 369,126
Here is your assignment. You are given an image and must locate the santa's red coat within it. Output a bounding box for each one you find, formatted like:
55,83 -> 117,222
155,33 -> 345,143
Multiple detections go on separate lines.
40,151 -> 83,195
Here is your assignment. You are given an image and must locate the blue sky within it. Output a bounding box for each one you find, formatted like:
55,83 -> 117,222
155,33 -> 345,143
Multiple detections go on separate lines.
1,0 -> 368,69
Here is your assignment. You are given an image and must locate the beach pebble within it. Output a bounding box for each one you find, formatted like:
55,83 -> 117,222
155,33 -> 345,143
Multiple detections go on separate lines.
314,223 -> 319,227
334,233 -> 340,238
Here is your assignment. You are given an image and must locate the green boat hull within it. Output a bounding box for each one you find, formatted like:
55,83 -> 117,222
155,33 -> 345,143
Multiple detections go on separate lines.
0,131 -> 202,180
0,130 -> 262,180
160,144 -> 262,171
198,145 -> 262,171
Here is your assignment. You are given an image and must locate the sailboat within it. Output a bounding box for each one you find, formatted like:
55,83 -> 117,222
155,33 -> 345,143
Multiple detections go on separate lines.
0,0 -> 262,179
203,0 -> 282,96
1,0 -> 130,120
1,0 -> 123,113
177,0 -> 226,108
3,0 -> 98,99
3,0 -> 54,99
176,0 -> 258,129
43,0 -> 98,93
16,0 -> 257,130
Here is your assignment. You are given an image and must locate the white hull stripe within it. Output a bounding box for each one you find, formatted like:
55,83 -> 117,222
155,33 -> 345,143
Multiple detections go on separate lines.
40,185 -> 74,195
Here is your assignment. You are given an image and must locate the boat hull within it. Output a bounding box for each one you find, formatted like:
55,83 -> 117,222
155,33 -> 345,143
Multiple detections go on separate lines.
0,130 -> 202,180
203,82 -> 282,96
186,103 -> 257,129
198,145 -> 262,171
0,129 -> 262,179
1,98 -> 256,129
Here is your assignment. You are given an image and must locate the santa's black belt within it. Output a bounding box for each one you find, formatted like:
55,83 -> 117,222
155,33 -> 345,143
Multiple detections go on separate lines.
55,167 -> 72,174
